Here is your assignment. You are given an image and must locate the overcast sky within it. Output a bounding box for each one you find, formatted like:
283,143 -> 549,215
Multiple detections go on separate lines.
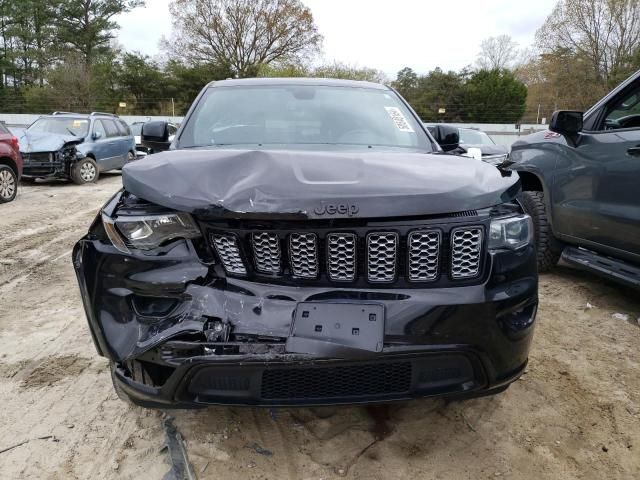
115,0 -> 557,77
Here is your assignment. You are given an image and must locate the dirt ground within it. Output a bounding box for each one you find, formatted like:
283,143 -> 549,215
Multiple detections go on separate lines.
0,174 -> 639,480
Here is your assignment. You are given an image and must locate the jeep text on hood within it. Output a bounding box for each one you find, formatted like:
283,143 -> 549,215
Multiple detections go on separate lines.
73,78 -> 538,407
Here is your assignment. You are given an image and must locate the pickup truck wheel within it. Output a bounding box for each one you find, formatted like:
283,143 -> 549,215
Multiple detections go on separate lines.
518,191 -> 562,272
71,158 -> 99,184
0,165 -> 17,203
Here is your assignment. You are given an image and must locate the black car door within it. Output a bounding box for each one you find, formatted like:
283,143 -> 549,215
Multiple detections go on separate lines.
552,79 -> 640,259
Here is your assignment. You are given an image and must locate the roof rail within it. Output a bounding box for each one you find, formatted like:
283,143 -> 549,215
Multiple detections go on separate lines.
90,111 -> 118,117
52,111 -> 81,115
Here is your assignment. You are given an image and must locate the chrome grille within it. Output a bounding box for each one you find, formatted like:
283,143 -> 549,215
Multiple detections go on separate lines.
327,233 -> 357,281
451,227 -> 483,279
289,233 -> 319,279
208,222 -> 485,285
408,230 -> 440,281
251,232 -> 281,274
367,232 -> 398,282
211,234 -> 247,275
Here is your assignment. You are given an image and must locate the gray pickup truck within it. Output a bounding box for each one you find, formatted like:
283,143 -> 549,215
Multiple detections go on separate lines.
511,70 -> 640,288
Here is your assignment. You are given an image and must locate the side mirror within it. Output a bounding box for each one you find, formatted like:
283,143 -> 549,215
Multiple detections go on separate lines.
431,125 -> 460,152
92,131 -> 101,140
141,121 -> 171,152
549,111 -> 583,135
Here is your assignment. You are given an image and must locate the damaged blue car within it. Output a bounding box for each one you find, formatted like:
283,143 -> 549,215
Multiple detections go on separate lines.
20,112 -> 136,184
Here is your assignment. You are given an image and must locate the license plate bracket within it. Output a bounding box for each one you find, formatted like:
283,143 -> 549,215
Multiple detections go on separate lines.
288,302 -> 385,353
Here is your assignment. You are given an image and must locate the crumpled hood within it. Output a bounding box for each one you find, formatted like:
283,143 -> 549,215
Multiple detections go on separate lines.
122,149 -> 520,219
18,130 -> 83,153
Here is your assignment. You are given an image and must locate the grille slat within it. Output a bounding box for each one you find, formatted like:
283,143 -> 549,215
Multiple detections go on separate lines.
251,232 -> 281,274
367,232 -> 398,282
327,233 -> 357,281
408,230 -> 441,281
289,233 -> 319,278
261,362 -> 412,400
211,234 -> 247,275
451,227 -> 483,279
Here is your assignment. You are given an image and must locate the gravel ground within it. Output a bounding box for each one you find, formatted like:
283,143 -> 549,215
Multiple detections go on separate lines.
0,175 -> 639,480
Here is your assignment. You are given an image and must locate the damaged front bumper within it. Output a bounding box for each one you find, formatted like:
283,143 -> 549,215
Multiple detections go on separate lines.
21,147 -> 85,179
73,226 -> 538,407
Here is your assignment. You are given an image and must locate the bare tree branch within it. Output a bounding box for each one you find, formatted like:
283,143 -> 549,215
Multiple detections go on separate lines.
476,35 -> 519,70
535,0 -> 640,86
165,0 -> 322,77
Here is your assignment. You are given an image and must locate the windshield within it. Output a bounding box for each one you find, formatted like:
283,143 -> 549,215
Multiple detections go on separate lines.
28,117 -> 90,138
130,123 -> 143,136
179,85 -> 431,151
459,129 -> 495,145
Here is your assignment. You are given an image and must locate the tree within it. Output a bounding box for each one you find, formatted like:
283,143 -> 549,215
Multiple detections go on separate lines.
536,0 -> 640,89
463,69 -> 527,123
15,48 -> 123,113
164,0 -> 322,77
116,52 -> 165,113
516,48 -> 606,124
163,60 -> 234,113
476,35 -> 519,70
258,61 -> 308,78
393,67 -> 467,122
311,62 -> 386,83
57,0 -> 144,66
259,61 -> 386,82
392,67 -> 419,99
0,0 -> 60,87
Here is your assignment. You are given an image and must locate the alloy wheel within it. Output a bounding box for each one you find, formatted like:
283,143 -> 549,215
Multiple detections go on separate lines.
0,169 -> 16,200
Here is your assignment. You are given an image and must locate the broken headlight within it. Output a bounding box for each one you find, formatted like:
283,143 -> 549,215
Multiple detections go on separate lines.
103,212 -> 201,252
488,214 -> 533,250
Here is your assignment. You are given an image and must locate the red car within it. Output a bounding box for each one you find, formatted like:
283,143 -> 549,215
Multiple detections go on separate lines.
0,121 -> 22,203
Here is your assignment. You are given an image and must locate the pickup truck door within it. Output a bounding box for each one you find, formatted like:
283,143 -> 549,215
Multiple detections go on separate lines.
552,81 -> 640,258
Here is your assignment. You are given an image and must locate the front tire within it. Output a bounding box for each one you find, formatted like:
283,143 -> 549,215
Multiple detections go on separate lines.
518,191 -> 562,272
0,165 -> 17,203
71,157 -> 99,185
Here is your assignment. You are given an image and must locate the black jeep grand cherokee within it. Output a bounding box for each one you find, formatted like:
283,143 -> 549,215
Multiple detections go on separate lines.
73,78 -> 538,407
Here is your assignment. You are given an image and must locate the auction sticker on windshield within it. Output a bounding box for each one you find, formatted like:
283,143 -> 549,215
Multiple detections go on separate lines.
384,106 -> 414,133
